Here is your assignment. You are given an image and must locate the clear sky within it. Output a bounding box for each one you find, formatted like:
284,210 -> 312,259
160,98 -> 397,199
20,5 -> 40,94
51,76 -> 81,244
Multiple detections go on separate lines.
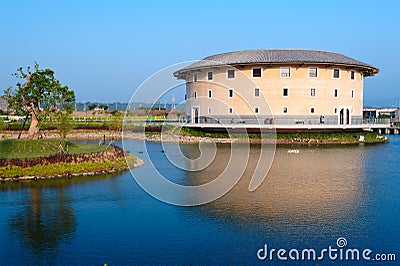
0,0 -> 399,106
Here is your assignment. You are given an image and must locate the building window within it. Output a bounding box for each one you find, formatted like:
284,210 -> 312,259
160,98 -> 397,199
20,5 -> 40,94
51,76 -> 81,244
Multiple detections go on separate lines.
310,88 -> 316,97
194,91 -> 197,99
193,73 -> 198,83
254,107 -> 259,114
208,107 -> 212,114
252,67 -> 262,78
227,69 -> 235,79
351,90 -> 354,99
309,67 -> 318,78
334,88 -> 338,98
280,67 -> 291,78
229,107 -> 233,114
310,107 -> 315,114
208,89 -> 212,98
333,69 -> 340,79
228,88 -> 234,98
254,87 -> 260,97
185,94 -> 187,100
282,87 -> 289,97
334,108 -> 337,114
207,71 -> 213,81
350,70 -> 355,80
283,107 -> 288,114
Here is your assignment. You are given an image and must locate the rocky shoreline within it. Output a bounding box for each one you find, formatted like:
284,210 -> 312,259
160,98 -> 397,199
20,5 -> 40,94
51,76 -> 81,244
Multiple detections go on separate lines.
0,129 -> 387,145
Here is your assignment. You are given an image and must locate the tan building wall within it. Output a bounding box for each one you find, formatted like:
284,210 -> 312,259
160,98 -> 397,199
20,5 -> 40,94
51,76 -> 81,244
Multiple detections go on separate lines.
185,64 -> 364,124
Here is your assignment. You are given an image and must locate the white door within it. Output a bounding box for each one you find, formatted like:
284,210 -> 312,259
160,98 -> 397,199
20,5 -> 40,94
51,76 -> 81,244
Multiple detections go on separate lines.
191,107 -> 199,124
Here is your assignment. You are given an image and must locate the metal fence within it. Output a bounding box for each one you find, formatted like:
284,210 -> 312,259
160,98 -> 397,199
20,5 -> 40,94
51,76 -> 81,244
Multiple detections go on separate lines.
181,116 -> 391,126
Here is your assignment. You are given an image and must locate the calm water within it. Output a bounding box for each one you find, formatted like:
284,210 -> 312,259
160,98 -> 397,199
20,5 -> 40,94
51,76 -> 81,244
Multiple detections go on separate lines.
1,137 -> 399,264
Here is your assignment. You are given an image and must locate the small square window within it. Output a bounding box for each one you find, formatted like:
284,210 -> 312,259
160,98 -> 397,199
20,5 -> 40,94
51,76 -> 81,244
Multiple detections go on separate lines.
281,67 -> 291,78
229,107 -> 233,114
193,73 -> 198,83
282,88 -> 289,97
334,89 -> 338,98
310,88 -> 316,97
333,69 -> 340,79
254,87 -> 260,97
283,107 -> 288,114
208,90 -> 212,98
309,67 -> 318,78
252,68 -> 262,78
227,69 -> 235,79
310,107 -> 315,114
254,107 -> 259,114
207,71 -> 213,81
228,89 -> 234,98
350,70 -> 355,80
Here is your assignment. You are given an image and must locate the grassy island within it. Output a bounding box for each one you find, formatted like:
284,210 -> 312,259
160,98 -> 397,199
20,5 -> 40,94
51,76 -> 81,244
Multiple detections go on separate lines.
0,139 -> 138,180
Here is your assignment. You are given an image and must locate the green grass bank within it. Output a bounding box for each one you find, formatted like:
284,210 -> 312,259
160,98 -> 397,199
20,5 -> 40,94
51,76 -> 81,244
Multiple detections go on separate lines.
0,139 -> 138,180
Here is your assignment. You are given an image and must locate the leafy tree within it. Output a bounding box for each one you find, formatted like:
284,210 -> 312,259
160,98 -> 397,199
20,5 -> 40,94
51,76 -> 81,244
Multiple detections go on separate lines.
51,110 -> 73,140
4,62 -> 75,139
109,110 -> 122,131
88,103 -> 97,110
109,109 -> 120,116
0,117 -> 5,130
98,104 -> 109,111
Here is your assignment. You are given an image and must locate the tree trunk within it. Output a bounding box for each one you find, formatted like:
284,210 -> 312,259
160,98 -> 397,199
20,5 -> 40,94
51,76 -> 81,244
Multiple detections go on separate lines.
27,106 -> 40,139
23,74 -> 40,139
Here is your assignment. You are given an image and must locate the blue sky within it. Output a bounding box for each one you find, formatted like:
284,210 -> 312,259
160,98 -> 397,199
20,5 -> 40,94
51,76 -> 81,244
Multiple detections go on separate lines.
0,0 -> 399,106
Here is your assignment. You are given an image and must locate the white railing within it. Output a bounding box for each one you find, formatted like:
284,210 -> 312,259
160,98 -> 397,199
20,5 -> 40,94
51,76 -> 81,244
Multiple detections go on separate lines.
176,117 -> 391,126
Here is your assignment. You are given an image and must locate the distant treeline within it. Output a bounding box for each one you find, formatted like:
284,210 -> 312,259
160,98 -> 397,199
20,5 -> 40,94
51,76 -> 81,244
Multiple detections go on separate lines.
74,102 -> 185,111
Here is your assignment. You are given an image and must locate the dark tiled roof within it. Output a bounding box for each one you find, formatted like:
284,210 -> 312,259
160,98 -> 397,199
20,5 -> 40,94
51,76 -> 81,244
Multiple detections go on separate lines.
174,49 -> 379,77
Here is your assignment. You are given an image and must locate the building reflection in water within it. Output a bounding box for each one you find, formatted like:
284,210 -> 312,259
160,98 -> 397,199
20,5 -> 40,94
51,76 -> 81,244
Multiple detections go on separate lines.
182,144 -> 368,233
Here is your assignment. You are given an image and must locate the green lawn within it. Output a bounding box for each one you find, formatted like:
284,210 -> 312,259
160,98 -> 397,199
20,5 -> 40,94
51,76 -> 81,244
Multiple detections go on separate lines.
0,139 -> 109,159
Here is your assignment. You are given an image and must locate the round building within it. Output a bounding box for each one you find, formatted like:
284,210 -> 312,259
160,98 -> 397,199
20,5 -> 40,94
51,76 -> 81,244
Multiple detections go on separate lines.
174,49 -> 379,127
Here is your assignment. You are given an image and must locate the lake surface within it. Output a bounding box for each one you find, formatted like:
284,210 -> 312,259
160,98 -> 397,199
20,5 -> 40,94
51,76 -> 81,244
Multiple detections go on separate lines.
0,137 -> 399,264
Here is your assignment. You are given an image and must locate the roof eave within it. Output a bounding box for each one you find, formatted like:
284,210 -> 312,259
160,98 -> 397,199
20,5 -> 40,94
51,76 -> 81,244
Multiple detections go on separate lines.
174,62 -> 379,78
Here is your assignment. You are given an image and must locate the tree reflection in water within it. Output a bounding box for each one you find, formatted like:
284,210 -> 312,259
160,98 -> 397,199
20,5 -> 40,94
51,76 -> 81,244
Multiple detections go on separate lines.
9,187 -> 76,257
